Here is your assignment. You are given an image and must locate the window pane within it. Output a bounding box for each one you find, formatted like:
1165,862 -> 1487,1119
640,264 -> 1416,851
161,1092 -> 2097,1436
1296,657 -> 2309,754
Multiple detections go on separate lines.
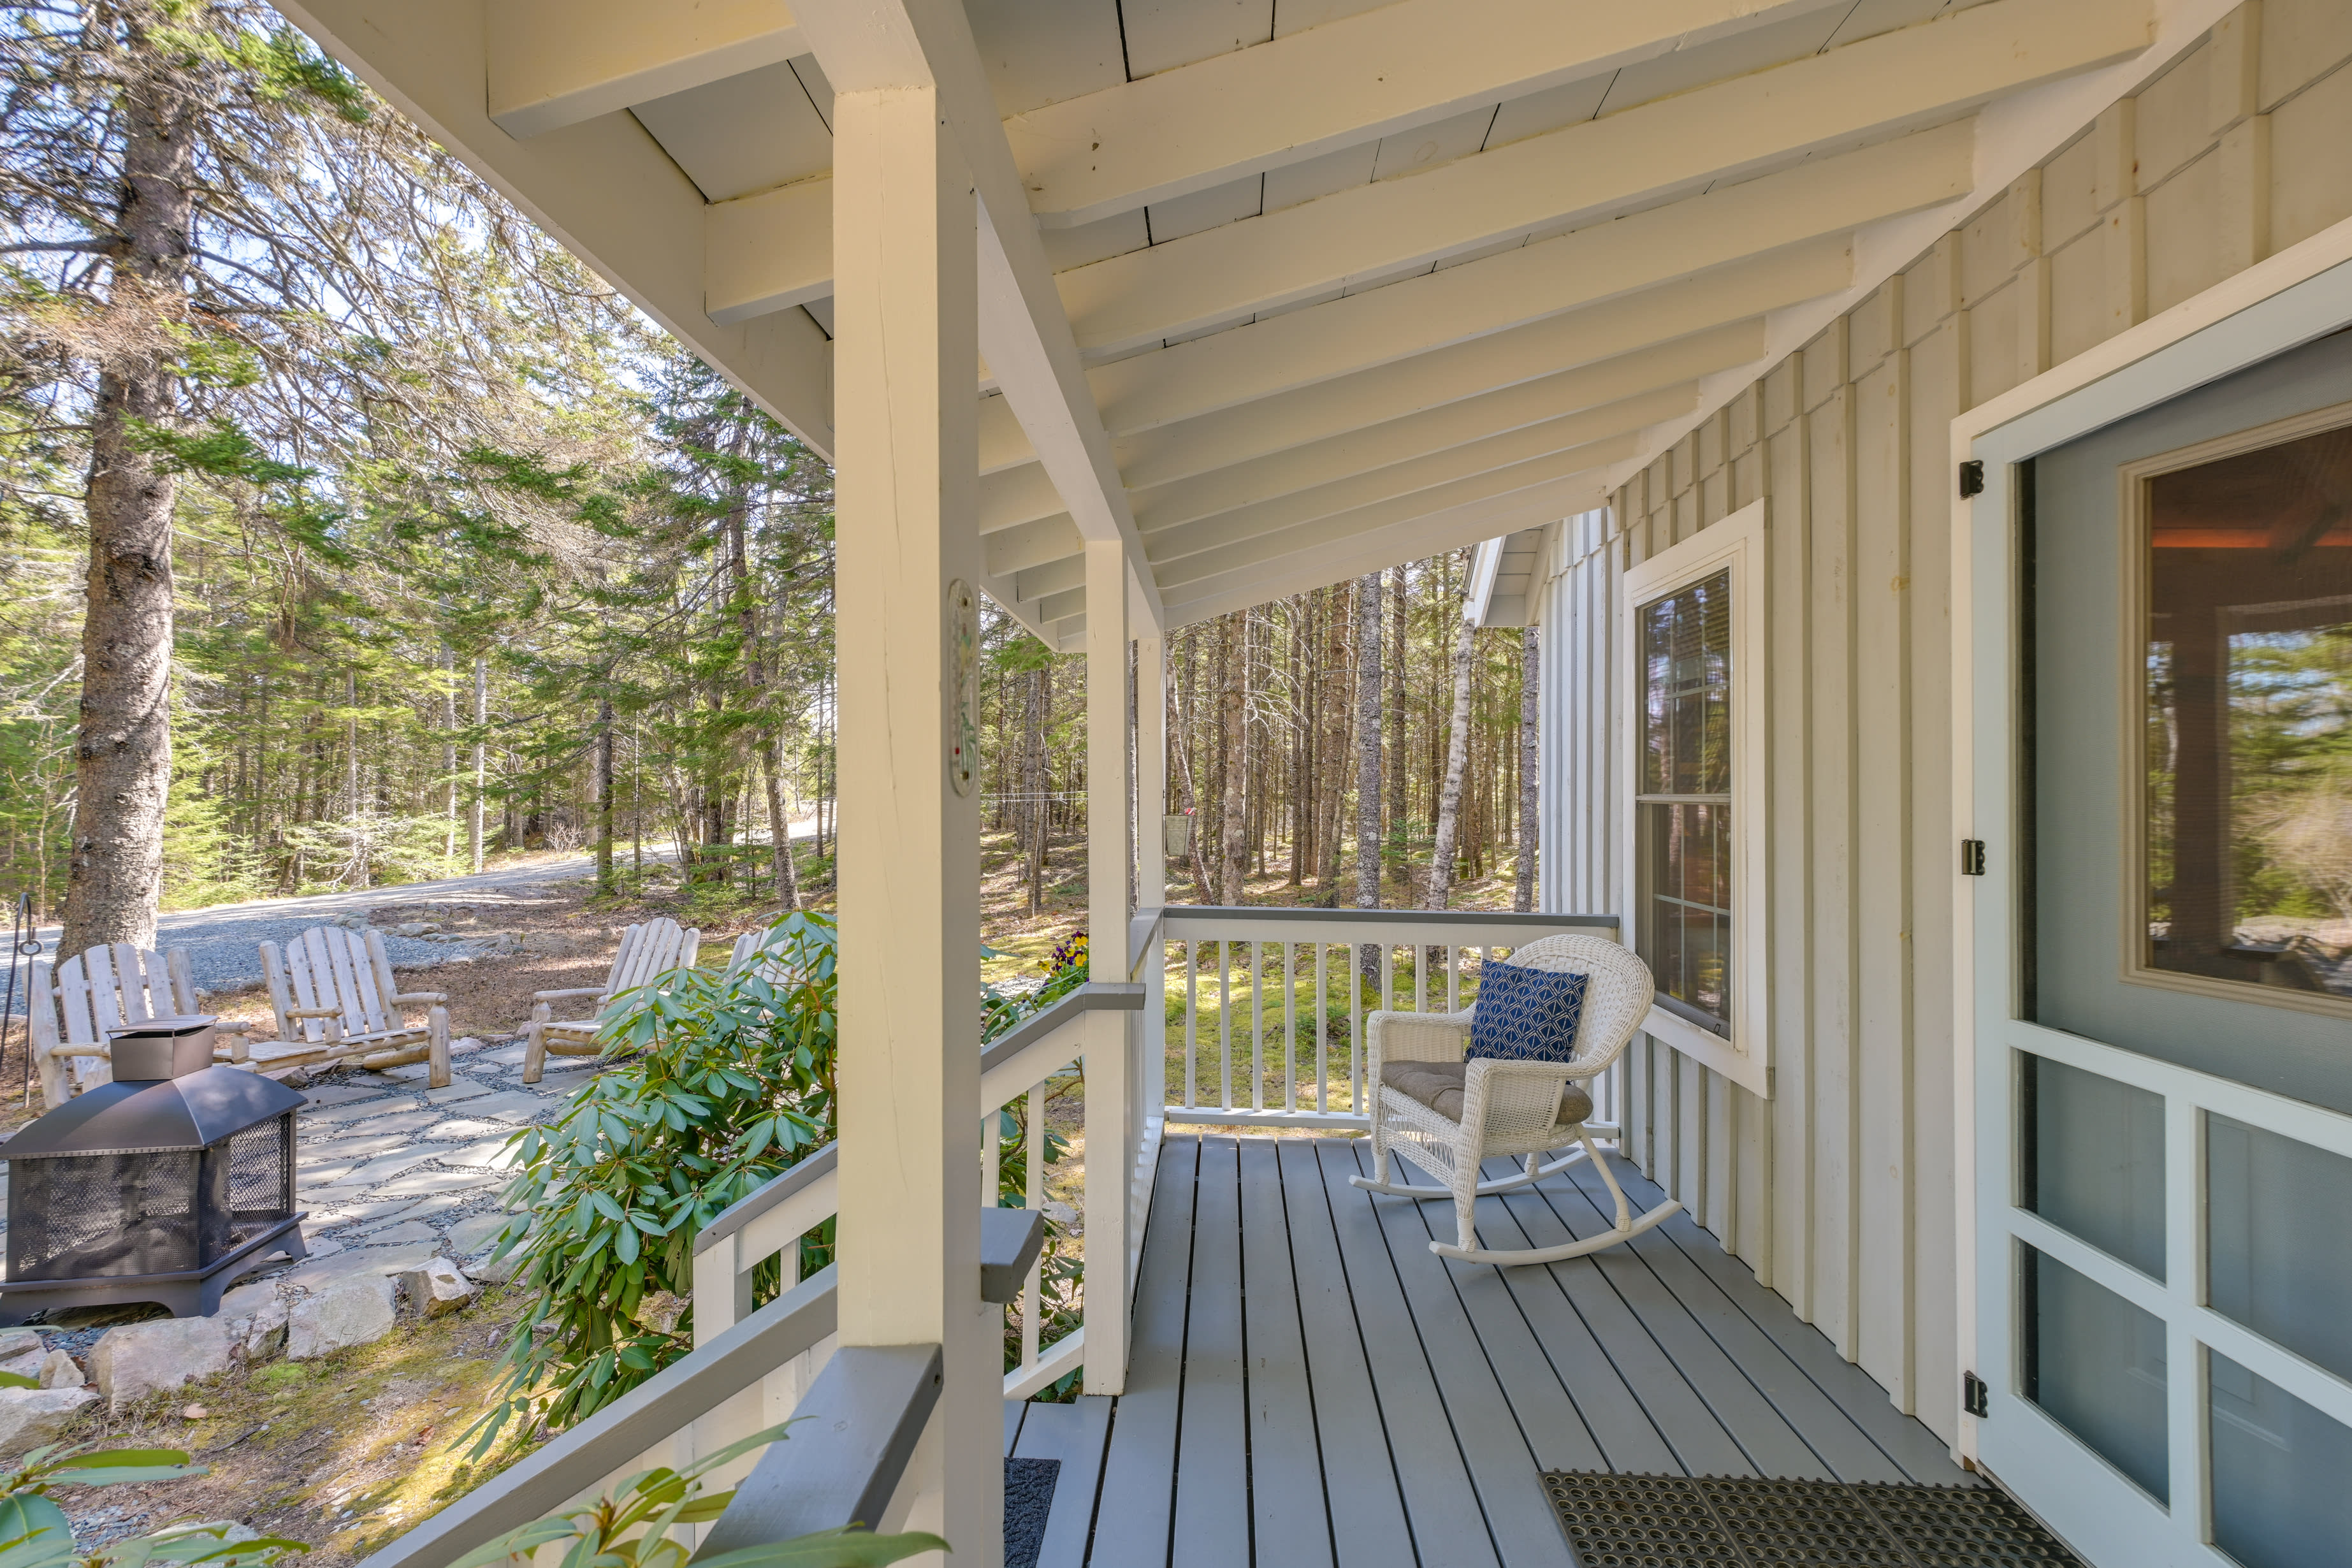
2022,1244 -> 2170,1504
1639,567 -> 1732,797
1639,799 -> 1730,1033
2144,423 -> 2352,1001
2021,1054 -> 2167,1280
2209,1349 -> 2352,1568
2207,1114 -> 2352,1382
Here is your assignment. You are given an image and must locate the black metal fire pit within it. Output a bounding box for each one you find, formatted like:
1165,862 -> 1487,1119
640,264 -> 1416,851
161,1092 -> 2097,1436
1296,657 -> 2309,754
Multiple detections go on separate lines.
0,1016 -> 307,1322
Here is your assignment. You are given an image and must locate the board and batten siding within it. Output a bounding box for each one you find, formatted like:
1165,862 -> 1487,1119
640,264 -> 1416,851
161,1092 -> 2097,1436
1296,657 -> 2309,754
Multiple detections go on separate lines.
1530,0 -> 2352,1448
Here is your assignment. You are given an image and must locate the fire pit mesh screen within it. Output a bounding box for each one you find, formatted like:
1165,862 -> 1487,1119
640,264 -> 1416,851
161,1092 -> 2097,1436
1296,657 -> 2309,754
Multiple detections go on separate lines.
8,1151 -> 222,1281
227,1114 -> 294,1223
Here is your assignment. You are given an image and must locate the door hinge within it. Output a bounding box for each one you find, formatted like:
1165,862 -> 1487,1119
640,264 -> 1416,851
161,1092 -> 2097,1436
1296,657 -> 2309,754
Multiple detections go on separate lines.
1964,1372 -> 1991,1419
1961,839 -> 1987,876
1959,460 -> 1985,497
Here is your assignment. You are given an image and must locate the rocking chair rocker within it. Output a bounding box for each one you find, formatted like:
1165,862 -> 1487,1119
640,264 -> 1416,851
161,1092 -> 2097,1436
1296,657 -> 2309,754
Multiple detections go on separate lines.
1349,933 -> 1680,1265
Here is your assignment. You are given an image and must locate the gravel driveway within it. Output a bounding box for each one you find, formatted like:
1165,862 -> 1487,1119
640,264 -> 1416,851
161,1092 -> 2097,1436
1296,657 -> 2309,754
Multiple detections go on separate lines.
6,846 -> 681,1005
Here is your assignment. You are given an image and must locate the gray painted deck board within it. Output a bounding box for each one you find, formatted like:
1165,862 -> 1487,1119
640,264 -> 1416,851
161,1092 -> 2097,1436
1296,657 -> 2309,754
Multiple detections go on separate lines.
1275,1140 -> 1418,1568
1075,1135 -> 1968,1565
1173,1137 -> 1251,1565
1312,1139 -> 1504,1568
1543,1159 -> 1913,1485
1236,1138 -> 1335,1567
1087,1133 -> 1194,1568
1014,1397 -> 1115,1568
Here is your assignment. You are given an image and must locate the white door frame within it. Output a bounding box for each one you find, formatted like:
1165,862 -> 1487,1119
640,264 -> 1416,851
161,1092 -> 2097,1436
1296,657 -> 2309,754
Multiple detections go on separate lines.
1949,212 -> 2352,1550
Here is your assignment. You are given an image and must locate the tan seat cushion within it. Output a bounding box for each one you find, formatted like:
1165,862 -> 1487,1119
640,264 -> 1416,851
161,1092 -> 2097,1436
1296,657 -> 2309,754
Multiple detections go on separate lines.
1380,1060 -> 1593,1128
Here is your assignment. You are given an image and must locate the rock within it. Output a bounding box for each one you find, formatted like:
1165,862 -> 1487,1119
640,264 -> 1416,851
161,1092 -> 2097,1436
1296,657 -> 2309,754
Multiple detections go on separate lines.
287,1275 -> 396,1359
392,921 -> 440,937
35,1351 -> 80,1391
462,1249 -> 521,1286
220,1281 -> 278,1318
0,1330 -> 41,1361
228,1300 -> 289,1363
182,1404 -> 210,1420
156,1523 -> 259,1548
0,1388 -> 97,1454
0,1349 -> 47,1383
91,1317 -> 231,1414
445,1212 -> 511,1256
398,1258 -> 477,1319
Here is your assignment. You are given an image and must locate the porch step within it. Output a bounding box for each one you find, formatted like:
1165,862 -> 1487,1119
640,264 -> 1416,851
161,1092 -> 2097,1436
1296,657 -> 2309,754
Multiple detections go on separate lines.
1005,1396 -> 1113,1568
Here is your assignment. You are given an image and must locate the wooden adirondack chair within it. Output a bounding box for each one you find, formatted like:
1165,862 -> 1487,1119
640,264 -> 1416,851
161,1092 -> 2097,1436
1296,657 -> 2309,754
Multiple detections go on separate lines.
24,943 -> 256,1108
250,926 -> 451,1087
522,917 -> 700,1083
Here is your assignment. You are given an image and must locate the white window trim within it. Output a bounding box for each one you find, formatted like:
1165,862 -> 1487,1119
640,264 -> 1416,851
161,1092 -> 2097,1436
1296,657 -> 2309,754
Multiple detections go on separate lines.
1619,497 -> 1771,1098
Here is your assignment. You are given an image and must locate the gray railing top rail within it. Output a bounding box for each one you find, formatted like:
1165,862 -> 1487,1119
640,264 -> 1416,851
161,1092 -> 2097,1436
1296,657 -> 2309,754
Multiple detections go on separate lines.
355,1264 -> 838,1568
980,980 -> 1142,1074
695,1141 -> 839,1254
689,1343 -> 942,1559
1155,905 -> 1620,931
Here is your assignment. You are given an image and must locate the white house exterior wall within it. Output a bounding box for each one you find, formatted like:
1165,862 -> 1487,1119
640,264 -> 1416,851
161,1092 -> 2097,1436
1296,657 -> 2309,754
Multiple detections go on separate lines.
1530,0 -> 2352,1448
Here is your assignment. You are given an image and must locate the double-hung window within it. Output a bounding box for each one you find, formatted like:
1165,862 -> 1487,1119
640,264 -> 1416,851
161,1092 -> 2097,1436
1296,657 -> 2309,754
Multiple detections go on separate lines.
1620,498 -> 1769,1094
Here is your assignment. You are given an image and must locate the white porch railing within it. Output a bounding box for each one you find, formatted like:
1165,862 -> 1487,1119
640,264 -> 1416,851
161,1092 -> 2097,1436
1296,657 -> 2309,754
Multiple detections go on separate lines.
1138,906 -> 1623,1131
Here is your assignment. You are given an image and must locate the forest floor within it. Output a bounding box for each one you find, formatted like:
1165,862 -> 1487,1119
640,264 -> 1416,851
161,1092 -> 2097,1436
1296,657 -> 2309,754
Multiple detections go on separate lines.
4,829 -> 1528,1557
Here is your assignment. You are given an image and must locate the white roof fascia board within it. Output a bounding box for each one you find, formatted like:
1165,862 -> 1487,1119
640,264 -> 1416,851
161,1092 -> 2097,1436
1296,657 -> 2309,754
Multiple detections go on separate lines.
487,0 -> 807,140
985,514 -> 1084,579
792,0 -> 1165,626
1009,0 -> 1851,228
272,0 -> 836,455
1084,122 -> 1966,437
1161,478 -> 1606,628
1465,538 -> 1506,625
1599,0 -> 2232,495
1059,0 -> 2147,353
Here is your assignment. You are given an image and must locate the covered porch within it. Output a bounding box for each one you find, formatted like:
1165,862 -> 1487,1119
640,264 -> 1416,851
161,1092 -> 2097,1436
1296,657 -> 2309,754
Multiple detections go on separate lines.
256,1 -> 2279,1565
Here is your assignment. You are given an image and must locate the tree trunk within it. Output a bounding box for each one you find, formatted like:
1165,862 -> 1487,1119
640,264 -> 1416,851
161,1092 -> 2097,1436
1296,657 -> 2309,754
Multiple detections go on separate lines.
61,52 -> 199,954
1219,611 -> 1247,905
470,655 -> 488,872
595,695 -> 616,893
442,646 -> 458,862
345,667 -> 367,889
1353,574 -> 1383,913
1516,625 -> 1540,912
1175,629 -> 1212,900
1385,563 -> 1409,889
1426,613 -> 1476,910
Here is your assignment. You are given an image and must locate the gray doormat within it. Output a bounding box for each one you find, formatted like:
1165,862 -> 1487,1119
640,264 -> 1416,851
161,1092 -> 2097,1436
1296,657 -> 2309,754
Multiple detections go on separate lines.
1540,1472 -> 2082,1567
1005,1455 -> 1061,1568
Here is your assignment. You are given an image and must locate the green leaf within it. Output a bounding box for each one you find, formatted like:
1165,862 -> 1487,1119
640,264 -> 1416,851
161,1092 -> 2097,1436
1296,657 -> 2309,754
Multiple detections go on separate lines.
446,1518 -> 581,1568
0,1375 -> 35,1391
0,1495 -> 74,1568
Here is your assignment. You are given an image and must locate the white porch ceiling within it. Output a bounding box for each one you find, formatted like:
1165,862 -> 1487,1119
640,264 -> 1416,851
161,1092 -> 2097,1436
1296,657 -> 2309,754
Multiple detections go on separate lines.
274,0 -> 2162,650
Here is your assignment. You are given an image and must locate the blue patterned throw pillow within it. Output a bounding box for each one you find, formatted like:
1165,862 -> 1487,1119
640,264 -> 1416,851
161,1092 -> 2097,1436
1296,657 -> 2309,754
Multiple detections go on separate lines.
1467,962 -> 1589,1063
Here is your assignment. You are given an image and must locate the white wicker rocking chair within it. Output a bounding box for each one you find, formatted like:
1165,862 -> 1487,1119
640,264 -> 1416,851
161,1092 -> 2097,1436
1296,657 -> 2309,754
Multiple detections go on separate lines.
1349,933 -> 1681,1265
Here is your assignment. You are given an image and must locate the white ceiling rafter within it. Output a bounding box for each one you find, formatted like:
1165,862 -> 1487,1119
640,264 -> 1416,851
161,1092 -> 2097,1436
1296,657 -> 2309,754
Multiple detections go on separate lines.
1056,0 -> 2148,354
486,0 -> 808,140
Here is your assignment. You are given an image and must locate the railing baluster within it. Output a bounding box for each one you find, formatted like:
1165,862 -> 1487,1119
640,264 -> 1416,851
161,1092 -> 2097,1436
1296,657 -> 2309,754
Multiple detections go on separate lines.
1184,939 -> 1198,1110
1352,947 -> 1367,1115
1313,942 -> 1328,1115
1251,940 -> 1266,1112
1414,944 -> 1426,1013
1282,942 -> 1296,1114
1022,1082 -> 1043,1374
1218,939 -> 1233,1111
981,1110 -> 999,1210
1381,945 -> 1395,1013
1447,946 -> 1460,1012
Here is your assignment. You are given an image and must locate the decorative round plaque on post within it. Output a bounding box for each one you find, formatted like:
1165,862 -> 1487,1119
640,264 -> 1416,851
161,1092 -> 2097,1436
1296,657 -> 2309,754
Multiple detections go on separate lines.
947,578 -> 979,797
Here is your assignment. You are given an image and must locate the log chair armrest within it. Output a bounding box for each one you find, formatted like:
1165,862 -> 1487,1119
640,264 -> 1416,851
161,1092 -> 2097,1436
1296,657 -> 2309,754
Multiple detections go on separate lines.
284,1006 -> 346,1020
532,986 -> 607,1002
393,991 -> 449,1005
211,1020 -> 259,1035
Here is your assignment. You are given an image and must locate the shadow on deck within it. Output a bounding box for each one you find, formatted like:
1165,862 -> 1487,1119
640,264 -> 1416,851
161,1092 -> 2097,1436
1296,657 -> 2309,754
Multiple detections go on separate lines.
1009,1133 -> 1971,1567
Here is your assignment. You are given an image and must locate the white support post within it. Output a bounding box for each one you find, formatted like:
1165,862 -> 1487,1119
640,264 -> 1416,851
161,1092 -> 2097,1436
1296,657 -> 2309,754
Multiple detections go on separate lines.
829,82 -> 993,1560
1131,606 -> 1168,1295
1084,538 -> 1133,1395
1135,620 -> 1167,913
